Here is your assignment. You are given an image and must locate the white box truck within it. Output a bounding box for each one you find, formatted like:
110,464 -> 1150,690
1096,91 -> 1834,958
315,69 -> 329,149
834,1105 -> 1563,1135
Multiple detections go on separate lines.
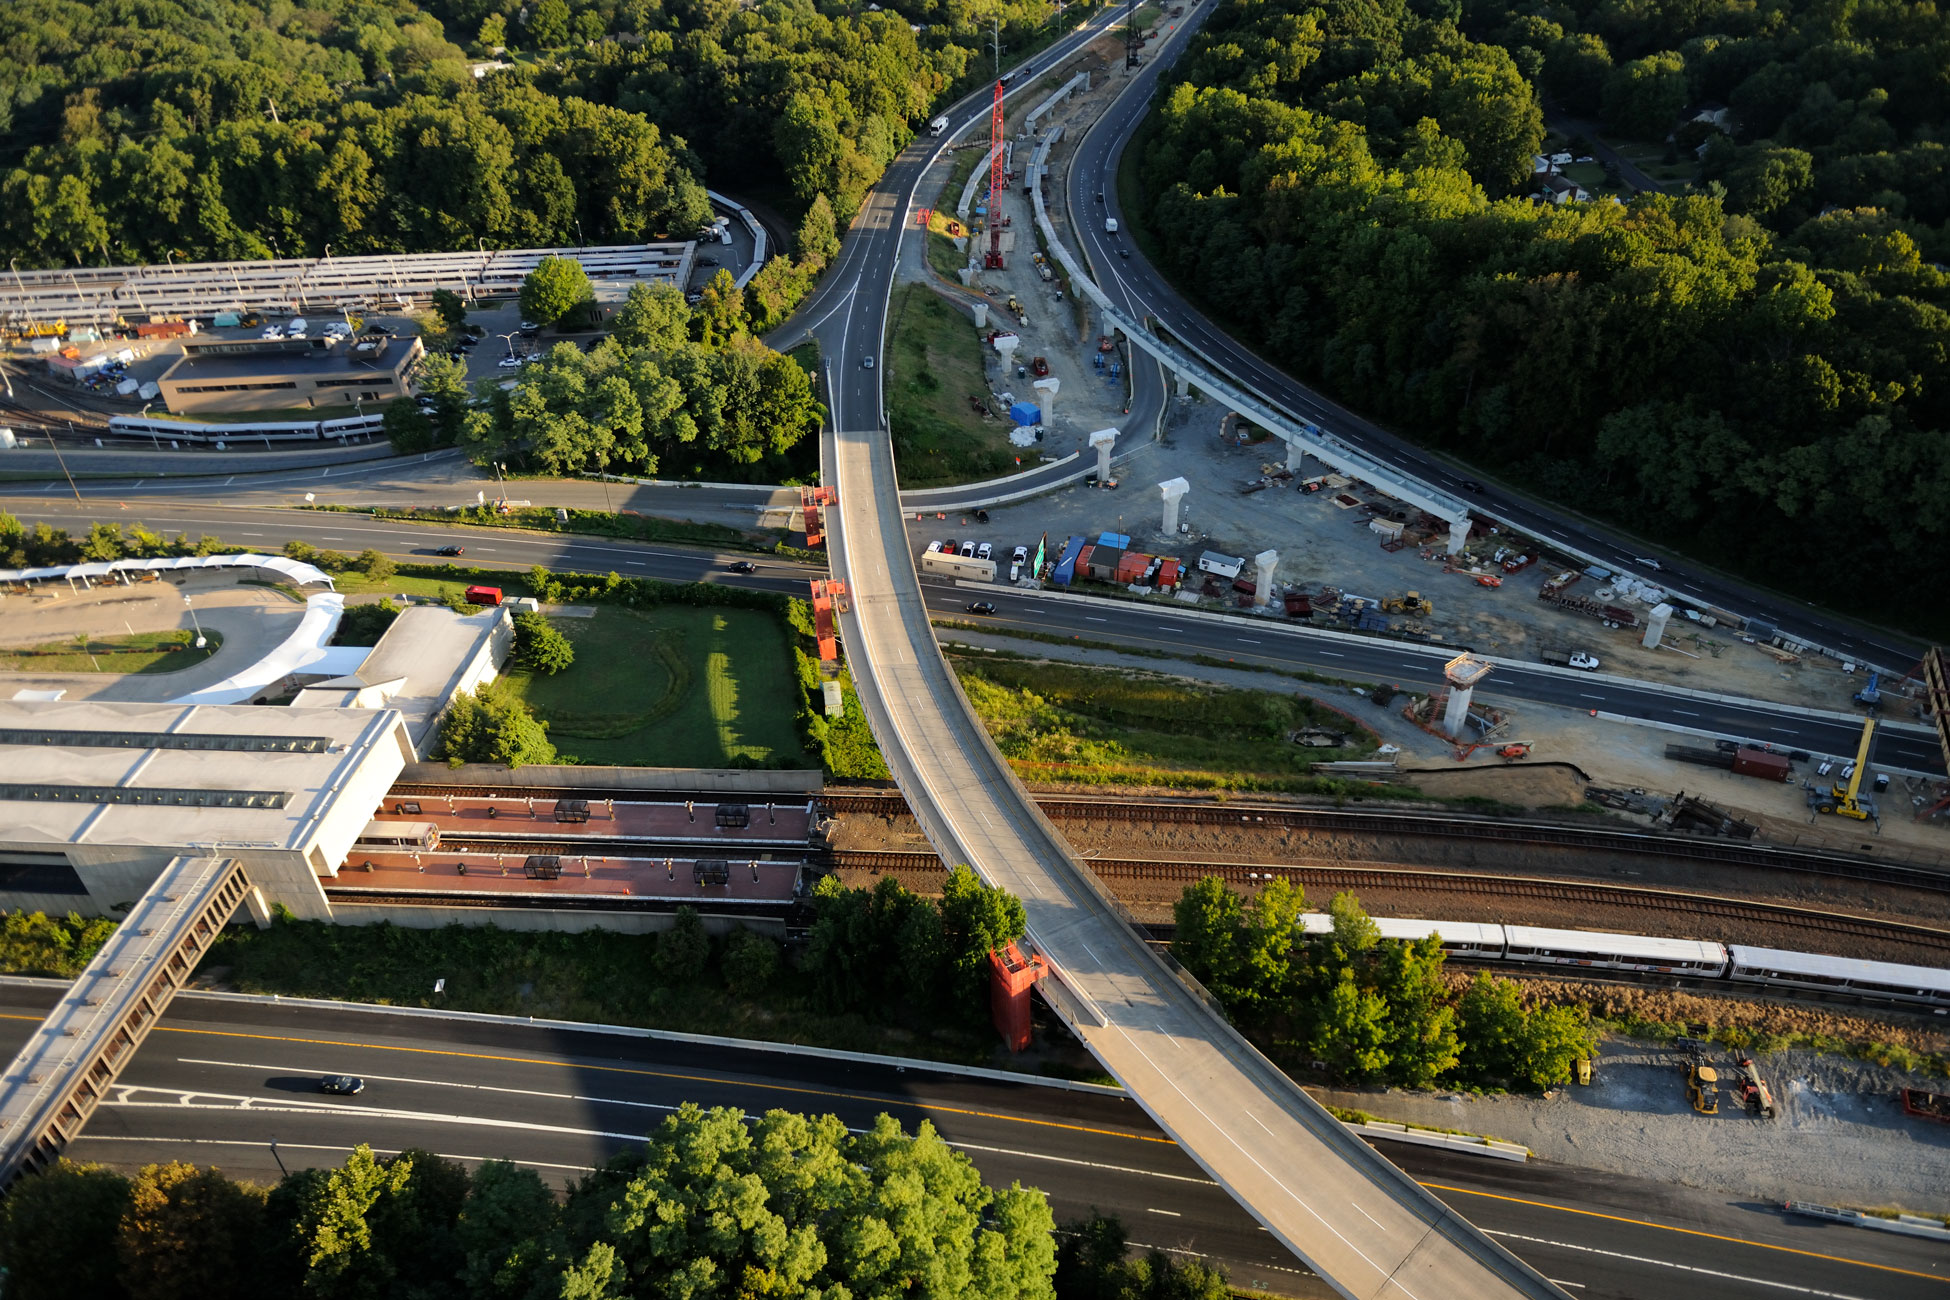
929,115 -> 949,136
1104,217 -> 1119,234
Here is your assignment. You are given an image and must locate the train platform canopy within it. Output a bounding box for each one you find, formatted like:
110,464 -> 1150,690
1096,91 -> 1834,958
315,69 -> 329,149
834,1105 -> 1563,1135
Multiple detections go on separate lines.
332,850 -> 805,907
0,552 -> 335,589
0,698 -> 412,920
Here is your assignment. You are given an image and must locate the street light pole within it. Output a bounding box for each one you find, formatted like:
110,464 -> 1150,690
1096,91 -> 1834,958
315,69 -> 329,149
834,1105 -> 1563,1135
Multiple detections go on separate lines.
51,424 -> 82,502
183,593 -> 206,649
139,402 -> 158,450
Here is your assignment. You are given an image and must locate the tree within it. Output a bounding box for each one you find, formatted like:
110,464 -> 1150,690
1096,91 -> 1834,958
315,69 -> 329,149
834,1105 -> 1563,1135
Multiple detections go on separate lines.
938,863 -> 1028,1013
795,192 -> 840,269
332,601 -> 400,647
722,929 -> 782,999
529,0 -> 570,46
1516,1003 -> 1598,1089
433,681 -> 557,768
456,1162 -> 554,1300
1307,970 -> 1392,1081
655,905 -> 711,982
1456,972 -> 1528,1085
354,549 -> 394,581
0,1160 -> 132,1300
518,255 -> 591,325
1171,876 -> 1245,997
80,522 -> 125,562
1602,52 -> 1689,140
430,288 -> 468,332
382,398 -> 436,454
116,1162 -> 268,1300
511,610 -> 575,674
1055,1214 -> 1229,1300
611,281 -> 691,351
692,267 -> 748,346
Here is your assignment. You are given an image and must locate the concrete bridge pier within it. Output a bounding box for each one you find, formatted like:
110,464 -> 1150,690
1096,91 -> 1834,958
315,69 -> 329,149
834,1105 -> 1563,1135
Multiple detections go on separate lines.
1089,427 -> 1118,481
1159,476 -> 1190,534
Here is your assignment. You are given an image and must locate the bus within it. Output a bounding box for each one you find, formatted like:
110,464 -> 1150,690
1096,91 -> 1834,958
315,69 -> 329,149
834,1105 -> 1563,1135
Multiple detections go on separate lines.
356,820 -> 441,851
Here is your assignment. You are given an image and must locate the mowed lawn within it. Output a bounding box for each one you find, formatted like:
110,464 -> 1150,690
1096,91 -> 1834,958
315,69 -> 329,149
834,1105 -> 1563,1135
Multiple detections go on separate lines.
885,283 -> 1019,487
501,606 -> 809,768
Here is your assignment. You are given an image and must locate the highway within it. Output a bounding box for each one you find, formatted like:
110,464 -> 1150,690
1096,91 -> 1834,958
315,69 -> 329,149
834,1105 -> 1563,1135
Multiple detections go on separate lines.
3,496 -> 1938,776
797,9 -> 1572,1293
1059,10 -> 1922,676
0,984 -> 1939,1300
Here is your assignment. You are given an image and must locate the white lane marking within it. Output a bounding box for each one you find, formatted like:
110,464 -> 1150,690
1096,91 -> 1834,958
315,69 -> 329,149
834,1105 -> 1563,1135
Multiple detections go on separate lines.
1483,1230 -> 1878,1300
1549,1283 -> 1585,1291
1673,709 -> 1700,717
1147,1208 -> 1182,1217
1318,651 -> 1344,657
1351,1203 -> 1386,1230
1579,693 -> 1605,700
1771,728 -> 1798,734
1237,638 -> 1260,644
74,1133 -> 600,1175
1085,616 -> 1107,622
938,1141 -> 1212,1186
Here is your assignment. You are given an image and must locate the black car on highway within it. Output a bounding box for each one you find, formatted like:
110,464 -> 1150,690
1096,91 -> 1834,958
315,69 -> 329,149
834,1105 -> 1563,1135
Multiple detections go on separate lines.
729,560 -> 757,574
434,545 -> 464,557
319,1075 -> 365,1095
966,601 -> 996,615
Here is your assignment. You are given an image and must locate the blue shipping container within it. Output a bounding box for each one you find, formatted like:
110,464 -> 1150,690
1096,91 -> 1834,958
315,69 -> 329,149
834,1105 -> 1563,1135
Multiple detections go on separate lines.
1051,535 -> 1086,586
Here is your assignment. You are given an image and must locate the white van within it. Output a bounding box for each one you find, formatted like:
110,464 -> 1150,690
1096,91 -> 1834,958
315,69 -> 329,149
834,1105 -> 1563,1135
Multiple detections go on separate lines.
285,317 -> 309,338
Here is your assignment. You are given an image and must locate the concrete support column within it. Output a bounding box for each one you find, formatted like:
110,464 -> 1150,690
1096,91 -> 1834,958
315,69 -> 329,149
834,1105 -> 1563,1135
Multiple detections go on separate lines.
1033,376 -> 1060,424
1447,515 -> 1472,555
973,303 -> 989,329
1642,603 -> 1673,650
1441,686 -> 1475,739
1253,549 -> 1279,607
1159,476 -> 1190,535
244,885 -> 273,929
1089,427 -> 1119,481
1174,371 -> 1191,397
1286,438 -> 1305,472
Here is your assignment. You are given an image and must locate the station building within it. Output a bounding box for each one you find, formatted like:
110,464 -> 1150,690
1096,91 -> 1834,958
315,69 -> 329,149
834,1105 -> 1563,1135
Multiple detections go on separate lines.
0,699 -> 413,922
156,333 -> 423,416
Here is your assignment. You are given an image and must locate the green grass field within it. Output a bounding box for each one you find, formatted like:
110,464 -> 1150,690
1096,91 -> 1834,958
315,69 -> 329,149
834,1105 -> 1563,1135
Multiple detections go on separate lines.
0,628 -> 222,674
885,283 -> 1020,487
502,606 -> 810,767
950,653 -> 1389,791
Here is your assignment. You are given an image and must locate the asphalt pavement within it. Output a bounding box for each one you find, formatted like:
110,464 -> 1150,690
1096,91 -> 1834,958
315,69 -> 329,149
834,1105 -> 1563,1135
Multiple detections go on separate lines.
0,984 -> 1938,1300
3,497 -> 1936,775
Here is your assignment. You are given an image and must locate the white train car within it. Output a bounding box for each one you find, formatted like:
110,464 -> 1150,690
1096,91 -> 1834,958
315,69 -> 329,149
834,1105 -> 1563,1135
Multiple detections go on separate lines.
1729,946 -> 1950,1010
1298,914 -> 1506,959
1502,925 -> 1729,976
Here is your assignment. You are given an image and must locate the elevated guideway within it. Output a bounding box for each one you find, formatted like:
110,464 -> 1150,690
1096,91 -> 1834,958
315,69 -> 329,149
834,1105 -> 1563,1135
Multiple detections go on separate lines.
0,856 -> 251,1185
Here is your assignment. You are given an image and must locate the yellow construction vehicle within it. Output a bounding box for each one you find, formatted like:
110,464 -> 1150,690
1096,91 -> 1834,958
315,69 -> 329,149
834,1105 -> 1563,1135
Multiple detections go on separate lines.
1810,717 -> 1877,820
1382,591 -> 1433,616
1686,1058 -> 1720,1114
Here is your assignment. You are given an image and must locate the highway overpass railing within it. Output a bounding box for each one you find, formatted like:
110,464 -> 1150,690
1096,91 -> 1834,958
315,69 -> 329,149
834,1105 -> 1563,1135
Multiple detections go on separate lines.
0,856 -> 252,1188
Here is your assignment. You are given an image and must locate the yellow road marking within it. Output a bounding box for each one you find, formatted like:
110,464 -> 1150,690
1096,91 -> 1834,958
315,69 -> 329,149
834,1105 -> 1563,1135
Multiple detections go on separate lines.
1420,1182 -> 1948,1285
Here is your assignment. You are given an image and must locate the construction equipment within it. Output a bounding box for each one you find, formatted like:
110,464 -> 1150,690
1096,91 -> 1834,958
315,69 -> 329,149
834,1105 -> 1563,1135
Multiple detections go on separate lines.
1685,1054 -> 1720,1115
1853,671 -> 1882,711
1496,743 -> 1531,761
1382,591 -> 1433,616
1809,717 -> 1877,820
1732,1057 -> 1779,1118
1474,574 -> 1503,588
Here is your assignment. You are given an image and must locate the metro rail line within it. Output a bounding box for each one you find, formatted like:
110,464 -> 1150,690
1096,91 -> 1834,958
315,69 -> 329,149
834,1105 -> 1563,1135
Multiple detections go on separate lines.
827,850 -> 1950,959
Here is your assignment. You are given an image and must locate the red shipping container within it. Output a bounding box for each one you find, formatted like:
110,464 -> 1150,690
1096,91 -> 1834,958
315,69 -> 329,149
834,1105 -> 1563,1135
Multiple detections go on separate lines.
1731,749 -> 1790,782
464,585 -> 503,606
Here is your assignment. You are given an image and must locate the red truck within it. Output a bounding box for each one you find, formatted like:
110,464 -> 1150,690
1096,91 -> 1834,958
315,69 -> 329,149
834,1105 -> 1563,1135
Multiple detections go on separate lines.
133,320 -> 193,339
464,585 -> 503,606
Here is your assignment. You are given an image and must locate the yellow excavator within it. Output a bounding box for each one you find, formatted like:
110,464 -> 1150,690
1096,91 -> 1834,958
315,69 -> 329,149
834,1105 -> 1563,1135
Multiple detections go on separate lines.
1810,717 -> 1877,820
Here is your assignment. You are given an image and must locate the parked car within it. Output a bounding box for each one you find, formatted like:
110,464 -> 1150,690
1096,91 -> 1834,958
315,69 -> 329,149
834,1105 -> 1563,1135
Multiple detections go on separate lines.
974,509 -> 991,524
959,541 -> 976,557
519,320 -> 539,332
941,539 -> 957,554
319,1075 -> 365,1096
966,601 -> 996,615
497,355 -> 524,368
698,257 -> 719,267
455,336 -> 477,349
925,541 -> 942,553
976,542 -> 992,560
729,560 -> 756,574
1011,545 -> 1028,565
434,545 -> 464,556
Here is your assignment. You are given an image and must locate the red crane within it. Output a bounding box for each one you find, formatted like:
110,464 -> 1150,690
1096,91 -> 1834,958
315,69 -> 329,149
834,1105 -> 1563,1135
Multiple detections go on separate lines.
985,78 -> 1007,270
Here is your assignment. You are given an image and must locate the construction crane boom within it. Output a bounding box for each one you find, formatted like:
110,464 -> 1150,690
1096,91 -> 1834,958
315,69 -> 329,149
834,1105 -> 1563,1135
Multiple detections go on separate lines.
1811,717 -> 1878,820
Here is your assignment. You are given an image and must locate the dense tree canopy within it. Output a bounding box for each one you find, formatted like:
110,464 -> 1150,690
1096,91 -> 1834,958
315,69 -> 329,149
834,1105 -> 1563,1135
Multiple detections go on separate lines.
1138,0 -> 1950,623
0,1111 -> 1059,1300
1172,880 -> 1594,1089
0,0 -> 1072,270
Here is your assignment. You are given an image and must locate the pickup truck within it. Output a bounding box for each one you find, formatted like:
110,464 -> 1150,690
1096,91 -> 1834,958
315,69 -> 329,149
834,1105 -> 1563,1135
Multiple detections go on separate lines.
1540,646 -> 1601,671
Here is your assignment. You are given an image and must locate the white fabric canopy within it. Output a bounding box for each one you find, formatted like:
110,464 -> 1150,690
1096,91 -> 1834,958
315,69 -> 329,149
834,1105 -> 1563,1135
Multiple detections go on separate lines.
170,593 -> 358,706
0,551 -> 334,589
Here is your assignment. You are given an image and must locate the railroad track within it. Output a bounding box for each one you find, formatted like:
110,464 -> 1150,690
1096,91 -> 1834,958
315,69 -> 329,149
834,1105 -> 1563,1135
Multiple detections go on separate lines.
829,849 -> 1950,956
390,781 -> 1950,895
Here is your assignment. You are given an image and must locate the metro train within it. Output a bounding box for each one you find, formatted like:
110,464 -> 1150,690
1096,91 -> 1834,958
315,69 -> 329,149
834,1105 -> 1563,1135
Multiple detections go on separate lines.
1295,914 -> 1950,1011
108,412 -> 387,445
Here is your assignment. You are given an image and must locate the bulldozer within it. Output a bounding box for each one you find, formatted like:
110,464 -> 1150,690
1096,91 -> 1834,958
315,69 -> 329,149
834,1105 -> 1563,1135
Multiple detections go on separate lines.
1686,1057 -> 1720,1114
1382,591 -> 1433,616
